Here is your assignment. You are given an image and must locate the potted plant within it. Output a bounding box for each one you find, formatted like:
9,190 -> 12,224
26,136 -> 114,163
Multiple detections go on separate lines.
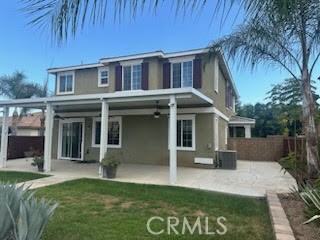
100,154 -> 120,178
31,155 -> 44,172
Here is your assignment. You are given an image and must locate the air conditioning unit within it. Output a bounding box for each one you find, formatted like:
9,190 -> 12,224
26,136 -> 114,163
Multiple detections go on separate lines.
217,150 -> 237,170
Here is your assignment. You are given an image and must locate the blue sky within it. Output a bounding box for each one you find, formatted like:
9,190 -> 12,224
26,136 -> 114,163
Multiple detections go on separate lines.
0,1 -> 307,104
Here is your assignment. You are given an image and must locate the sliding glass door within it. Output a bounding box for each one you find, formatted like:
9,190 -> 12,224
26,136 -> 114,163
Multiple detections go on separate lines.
59,119 -> 84,160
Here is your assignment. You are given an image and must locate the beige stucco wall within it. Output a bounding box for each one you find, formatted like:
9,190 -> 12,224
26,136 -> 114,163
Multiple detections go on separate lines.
52,114 -> 215,168
54,54 -> 235,119
218,118 -> 228,150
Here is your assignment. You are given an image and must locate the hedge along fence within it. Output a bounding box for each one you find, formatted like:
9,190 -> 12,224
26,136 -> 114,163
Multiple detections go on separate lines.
7,136 -> 44,159
228,136 -> 286,161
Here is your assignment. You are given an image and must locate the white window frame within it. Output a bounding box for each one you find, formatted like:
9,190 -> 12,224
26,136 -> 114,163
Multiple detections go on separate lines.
121,60 -> 143,91
92,116 -> 122,148
169,57 -> 194,88
56,71 -> 75,95
98,67 -> 109,87
168,114 -> 196,151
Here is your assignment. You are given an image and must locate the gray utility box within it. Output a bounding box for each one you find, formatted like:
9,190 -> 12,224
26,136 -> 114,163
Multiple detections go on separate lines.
217,150 -> 237,170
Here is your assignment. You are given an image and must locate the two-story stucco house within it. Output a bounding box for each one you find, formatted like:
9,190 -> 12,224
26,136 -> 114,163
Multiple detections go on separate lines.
0,48 -> 254,183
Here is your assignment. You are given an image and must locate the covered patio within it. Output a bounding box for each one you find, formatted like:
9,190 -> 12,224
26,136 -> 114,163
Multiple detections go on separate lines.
5,158 -> 296,197
0,88 -> 217,184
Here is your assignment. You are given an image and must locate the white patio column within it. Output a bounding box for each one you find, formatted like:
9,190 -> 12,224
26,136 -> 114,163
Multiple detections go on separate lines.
44,103 -> 54,172
169,95 -> 177,184
99,100 -> 109,177
244,125 -> 251,138
214,114 -> 219,150
0,106 -> 9,168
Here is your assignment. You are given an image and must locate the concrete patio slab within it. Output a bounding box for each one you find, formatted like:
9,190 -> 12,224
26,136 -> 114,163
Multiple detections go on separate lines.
4,158 -> 297,197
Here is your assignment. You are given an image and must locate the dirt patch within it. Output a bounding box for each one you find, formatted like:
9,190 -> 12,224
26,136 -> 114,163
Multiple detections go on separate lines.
150,201 -> 208,217
104,195 -> 120,209
193,210 -> 207,217
121,201 -> 134,209
279,193 -> 320,240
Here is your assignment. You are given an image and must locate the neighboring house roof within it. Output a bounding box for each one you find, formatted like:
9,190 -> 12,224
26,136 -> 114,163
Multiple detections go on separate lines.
0,112 -> 42,129
229,116 -> 256,126
47,47 -> 239,98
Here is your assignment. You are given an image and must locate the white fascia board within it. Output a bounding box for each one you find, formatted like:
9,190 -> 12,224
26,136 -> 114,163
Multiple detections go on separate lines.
100,48 -> 210,64
0,88 -> 212,107
229,121 -> 256,125
100,51 -> 164,64
191,88 -> 213,105
164,48 -> 209,58
48,63 -> 104,74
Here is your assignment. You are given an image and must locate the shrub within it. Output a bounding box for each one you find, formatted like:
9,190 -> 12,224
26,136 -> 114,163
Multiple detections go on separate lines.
31,156 -> 44,167
298,184 -> 320,224
100,154 -> 120,167
279,151 -> 308,185
0,182 -> 58,240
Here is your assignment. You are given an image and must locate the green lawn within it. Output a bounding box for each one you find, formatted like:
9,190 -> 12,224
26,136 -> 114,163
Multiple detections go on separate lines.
36,179 -> 274,240
0,171 -> 49,183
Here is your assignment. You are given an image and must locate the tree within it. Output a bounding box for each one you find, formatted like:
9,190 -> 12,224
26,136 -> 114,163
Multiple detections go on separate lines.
237,103 -> 282,137
266,78 -> 320,137
212,0 -> 320,178
0,71 -> 39,135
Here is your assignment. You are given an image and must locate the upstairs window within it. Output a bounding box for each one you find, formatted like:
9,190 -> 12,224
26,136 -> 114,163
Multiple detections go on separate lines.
171,61 -> 193,88
98,67 -> 109,87
225,81 -> 233,108
123,64 -> 142,90
57,71 -> 74,94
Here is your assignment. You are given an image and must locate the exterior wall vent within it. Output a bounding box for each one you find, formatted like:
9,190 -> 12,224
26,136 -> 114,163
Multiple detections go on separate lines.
194,157 -> 214,165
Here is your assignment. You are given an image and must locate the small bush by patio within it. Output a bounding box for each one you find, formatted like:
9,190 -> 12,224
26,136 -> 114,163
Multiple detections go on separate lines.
31,155 -> 45,172
100,154 -> 121,178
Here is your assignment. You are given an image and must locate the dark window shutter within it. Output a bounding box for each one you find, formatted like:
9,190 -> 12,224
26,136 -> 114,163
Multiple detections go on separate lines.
141,62 -> 149,90
115,65 -> 122,91
163,62 -> 171,89
193,58 -> 202,88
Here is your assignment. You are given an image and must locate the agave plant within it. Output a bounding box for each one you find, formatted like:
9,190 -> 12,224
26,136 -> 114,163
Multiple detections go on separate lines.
0,182 -> 58,240
299,184 -> 320,224
13,198 -> 58,240
0,183 -> 27,239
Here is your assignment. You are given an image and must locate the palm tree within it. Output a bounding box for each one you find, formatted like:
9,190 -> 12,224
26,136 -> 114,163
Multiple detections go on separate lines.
0,71 -> 39,135
21,0 -> 233,44
211,0 -> 320,178
21,0 -> 320,177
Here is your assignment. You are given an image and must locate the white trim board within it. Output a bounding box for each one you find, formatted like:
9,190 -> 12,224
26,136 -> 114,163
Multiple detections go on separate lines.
57,107 -> 230,120
0,88 -> 213,107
